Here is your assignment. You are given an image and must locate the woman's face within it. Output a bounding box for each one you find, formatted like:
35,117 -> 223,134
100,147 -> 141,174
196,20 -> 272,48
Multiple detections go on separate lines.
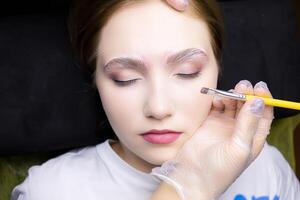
95,1 -> 219,171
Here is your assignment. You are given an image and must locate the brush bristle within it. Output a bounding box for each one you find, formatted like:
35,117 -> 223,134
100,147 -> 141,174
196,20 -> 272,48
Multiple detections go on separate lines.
200,87 -> 209,94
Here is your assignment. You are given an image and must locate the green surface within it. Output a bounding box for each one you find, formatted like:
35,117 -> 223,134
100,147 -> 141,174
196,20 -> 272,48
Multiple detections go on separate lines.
267,114 -> 300,171
0,154 -> 54,200
0,114 -> 299,200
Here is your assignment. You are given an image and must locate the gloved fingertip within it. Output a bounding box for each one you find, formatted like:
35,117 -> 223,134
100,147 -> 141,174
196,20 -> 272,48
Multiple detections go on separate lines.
254,81 -> 269,90
176,0 -> 189,11
237,80 -> 252,89
183,0 -> 189,7
249,98 -> 265,116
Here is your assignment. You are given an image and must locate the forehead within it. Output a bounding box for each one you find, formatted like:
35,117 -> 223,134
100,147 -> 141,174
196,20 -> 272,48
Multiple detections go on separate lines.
98,1 -> 213,63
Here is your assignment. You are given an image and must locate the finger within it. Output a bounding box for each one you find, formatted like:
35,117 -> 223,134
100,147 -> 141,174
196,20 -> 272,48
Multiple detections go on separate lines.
234,80 -> 253,118
230,98 -> 265,153
253,81 -> 274,120
223,89 -> 237,118
251,81 -> 274,159
210,95 -> 225,115
165,0 -> 188,11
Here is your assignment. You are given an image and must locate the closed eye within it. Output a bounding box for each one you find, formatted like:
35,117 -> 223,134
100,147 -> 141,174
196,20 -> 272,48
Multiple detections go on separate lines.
113,79 -> 140,86
113,71 -> 201,87
176,71 -> 201,79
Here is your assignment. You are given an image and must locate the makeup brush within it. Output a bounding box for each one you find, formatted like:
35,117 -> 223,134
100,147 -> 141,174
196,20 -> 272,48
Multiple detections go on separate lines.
201,87 -> 300,110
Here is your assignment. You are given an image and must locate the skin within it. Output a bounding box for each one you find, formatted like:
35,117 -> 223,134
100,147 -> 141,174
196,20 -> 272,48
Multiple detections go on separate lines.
151,183 -> 182,200
95,0 -> 218,173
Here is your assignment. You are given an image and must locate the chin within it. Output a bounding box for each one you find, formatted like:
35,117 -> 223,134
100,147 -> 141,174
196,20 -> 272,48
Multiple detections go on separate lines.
141,148 -> 178,166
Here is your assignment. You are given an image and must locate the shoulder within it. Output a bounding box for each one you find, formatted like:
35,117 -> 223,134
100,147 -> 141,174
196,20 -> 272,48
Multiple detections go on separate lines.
224,142 -> 300,199
234,142 -> 291,183
29,144 -> 101,177
258,142 -> 289,168
245,142 -> 294,181
221,142 -> 300,199
257,143 -> 300,198
263,143 -> 300,198
11,141 -> 109,200
256,142 -> 295,178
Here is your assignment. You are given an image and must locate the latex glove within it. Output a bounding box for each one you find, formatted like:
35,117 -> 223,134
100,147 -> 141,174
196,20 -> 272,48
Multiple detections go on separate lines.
165,0 -> 189,11
151,81 -> 274,200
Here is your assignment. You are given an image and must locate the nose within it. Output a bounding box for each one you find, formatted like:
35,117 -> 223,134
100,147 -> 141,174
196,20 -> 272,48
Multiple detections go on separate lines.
143,84 -> 174,120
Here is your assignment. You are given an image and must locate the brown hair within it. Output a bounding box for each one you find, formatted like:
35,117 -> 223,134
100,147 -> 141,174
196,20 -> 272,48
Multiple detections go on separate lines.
68,0 -> 224,75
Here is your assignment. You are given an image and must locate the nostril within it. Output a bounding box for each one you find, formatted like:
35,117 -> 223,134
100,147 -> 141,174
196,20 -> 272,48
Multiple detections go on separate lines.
143,99 -> 173,120
144,106 -> 172,120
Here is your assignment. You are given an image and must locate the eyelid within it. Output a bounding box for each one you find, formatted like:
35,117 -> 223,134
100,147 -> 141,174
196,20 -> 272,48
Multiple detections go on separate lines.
174,61 -> 203,74
113,71 -> 201,87
176,71 -> 201,79
113,79 -> 140,86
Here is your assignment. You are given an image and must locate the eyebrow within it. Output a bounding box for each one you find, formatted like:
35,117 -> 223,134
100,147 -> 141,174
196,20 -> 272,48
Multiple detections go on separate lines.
166,48 -> 207,65
103,48 -> 207,72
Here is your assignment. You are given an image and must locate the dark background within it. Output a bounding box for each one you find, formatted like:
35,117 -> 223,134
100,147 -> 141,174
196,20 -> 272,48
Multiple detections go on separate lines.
0,0 -> 299,156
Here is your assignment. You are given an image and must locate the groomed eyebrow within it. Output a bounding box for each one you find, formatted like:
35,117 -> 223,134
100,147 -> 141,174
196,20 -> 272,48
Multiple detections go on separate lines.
166,48 -> 207,65
103,56 -> 146,72
103,48 -> 207,72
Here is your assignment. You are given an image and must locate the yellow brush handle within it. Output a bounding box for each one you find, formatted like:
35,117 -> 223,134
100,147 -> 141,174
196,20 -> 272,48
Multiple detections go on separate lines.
245,95 -> 300,110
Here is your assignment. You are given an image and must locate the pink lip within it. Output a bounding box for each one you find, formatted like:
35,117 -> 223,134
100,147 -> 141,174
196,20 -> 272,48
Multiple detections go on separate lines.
141,129 -> 182,144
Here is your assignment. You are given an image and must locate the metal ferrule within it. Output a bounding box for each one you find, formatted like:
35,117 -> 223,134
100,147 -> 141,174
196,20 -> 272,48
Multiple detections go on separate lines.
208,88 -> 246,100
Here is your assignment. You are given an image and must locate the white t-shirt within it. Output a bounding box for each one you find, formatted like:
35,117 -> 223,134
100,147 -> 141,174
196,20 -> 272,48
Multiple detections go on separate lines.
11,140 -> 300,200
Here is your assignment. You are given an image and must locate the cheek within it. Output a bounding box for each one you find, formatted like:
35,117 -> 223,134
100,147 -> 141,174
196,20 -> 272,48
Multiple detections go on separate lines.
175,71 -> 217,126
97,83 -> 142,133
96,71 -> 140,114
177,89 -> 213,124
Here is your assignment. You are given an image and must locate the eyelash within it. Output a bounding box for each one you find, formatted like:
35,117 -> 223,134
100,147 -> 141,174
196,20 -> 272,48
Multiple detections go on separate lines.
176,71 -> 201,79
113,71 -> 201,86
114,79 -> 139,86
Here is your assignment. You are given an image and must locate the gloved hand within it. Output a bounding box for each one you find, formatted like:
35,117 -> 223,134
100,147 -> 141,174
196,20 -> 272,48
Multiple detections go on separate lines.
151,80 -> 274,200
165,0 -> 189,11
